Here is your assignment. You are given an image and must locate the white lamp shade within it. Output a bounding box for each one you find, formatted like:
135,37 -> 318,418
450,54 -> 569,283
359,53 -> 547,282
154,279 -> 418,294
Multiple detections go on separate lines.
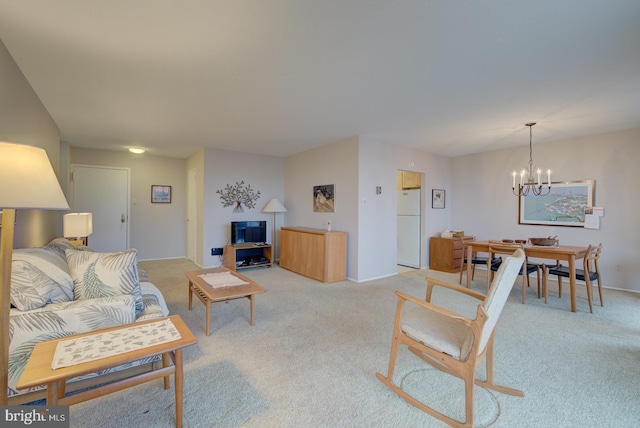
0,142 -> 69,209
262,198 -> 287,213
63,213 -> 93,238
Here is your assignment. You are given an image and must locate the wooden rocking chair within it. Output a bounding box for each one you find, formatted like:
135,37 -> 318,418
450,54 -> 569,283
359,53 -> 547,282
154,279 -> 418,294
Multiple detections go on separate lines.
376,249 -> 525,427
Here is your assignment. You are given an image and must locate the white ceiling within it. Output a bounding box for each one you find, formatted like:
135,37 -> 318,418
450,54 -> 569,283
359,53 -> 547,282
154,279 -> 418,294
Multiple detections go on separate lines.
1,1 -> 639,159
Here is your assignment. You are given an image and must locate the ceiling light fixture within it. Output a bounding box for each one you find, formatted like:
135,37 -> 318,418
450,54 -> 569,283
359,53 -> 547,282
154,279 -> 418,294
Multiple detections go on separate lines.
129,147 -> 145,154
512,123 -> 551,196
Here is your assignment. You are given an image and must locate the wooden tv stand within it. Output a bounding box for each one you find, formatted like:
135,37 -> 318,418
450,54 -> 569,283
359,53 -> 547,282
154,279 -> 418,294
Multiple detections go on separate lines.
223,244 -> 272,271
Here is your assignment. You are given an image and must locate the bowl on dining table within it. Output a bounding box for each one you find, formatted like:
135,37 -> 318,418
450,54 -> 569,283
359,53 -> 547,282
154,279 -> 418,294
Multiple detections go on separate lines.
515,239 -> 527,244
529,237 -> 557,246
502,239 -> 514,243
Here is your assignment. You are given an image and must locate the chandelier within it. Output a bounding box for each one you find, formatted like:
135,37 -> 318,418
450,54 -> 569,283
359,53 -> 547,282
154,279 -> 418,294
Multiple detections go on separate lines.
512,122 -> 551,196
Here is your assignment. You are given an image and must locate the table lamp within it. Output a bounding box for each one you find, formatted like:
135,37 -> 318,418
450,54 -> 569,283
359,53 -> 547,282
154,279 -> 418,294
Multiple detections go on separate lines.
63,213 -> 93,246
0,142 -> 69,404
262,198 -> 287,262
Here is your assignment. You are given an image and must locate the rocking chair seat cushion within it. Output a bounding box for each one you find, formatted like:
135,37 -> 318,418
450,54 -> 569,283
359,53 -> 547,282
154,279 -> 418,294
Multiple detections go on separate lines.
402,308 -> 473,360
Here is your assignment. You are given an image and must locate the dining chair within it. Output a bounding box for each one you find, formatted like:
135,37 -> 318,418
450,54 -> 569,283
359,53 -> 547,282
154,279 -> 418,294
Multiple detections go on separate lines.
543,243 -> 603,313
376,249 -> 526,427
488,241 -> 540,303
458,236 -> 497,286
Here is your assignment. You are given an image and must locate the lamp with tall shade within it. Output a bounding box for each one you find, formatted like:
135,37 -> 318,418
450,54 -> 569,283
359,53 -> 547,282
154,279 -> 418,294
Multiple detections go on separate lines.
0,142 -> 70,404
262,198 -> 287,262
63,212 -> 93,246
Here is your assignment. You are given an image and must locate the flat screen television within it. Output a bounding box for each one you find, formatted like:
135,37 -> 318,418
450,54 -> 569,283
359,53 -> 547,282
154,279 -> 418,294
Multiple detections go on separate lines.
231,221 -> 267,245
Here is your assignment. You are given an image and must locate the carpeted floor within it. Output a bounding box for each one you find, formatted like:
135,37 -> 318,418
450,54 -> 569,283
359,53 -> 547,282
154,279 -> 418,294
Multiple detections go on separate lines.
67,259 -> 640,427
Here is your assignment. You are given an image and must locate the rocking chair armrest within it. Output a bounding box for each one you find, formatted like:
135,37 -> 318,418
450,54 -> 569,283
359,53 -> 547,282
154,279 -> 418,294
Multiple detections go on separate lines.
394,290 -> 474,327
425,277 -> 487,302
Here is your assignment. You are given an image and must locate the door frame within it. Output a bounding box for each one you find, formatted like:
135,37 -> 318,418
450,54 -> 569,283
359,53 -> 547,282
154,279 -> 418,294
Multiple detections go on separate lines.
187,167 -> 197,263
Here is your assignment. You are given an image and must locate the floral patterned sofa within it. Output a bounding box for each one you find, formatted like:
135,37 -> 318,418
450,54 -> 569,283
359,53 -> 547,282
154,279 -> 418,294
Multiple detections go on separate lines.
8,238 -> 169,402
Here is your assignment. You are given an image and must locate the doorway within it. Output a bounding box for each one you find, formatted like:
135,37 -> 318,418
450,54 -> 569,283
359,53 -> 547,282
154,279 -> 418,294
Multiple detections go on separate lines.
397,170 -> 422,270
187,168 -> 197,263
70,165 -> 130,252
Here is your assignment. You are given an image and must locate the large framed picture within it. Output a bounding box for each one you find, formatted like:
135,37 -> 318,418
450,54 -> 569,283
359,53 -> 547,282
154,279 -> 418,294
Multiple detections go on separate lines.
518,180 -> 595,226
151,185 -> 172,203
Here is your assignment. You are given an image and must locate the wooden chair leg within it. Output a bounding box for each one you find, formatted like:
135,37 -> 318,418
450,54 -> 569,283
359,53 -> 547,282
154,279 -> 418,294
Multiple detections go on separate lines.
597,278 -> 604,307
585,277 -> 594,314
557,277 -> 562,298
475,334 -> 524,397
542,266 -> 549,304
464,375 -> 474,426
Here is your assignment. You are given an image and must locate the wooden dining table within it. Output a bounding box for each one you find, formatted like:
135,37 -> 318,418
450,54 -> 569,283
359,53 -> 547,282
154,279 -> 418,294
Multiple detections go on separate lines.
465,240 -> 589,312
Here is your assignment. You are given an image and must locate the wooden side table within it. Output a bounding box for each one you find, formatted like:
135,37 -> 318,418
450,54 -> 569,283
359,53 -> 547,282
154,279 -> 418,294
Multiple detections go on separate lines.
17,315 -> 197,428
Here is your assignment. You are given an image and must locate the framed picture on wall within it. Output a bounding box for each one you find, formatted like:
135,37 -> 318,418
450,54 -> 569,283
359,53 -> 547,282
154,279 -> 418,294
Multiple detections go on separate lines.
518,180 -> 595,226
432,189 -> 445,209
151,185 -> 172,203
313,184 -> 335,212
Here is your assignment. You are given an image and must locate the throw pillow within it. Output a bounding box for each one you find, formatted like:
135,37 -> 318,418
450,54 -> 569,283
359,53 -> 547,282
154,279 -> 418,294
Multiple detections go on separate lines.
66,248 -> 143,314
10,261 -> 56,311
10,247 -> 75,311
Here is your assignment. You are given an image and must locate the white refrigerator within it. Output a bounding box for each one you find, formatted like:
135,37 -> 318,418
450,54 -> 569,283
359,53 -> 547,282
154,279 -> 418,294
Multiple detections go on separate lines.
397,189 -> 421,268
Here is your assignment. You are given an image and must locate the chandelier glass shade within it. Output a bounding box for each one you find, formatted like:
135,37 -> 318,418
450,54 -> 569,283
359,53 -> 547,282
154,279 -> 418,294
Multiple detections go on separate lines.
512,123 -> 551,196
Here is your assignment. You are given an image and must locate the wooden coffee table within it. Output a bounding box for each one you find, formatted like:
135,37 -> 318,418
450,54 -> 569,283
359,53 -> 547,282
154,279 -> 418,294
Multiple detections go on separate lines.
185,267 -> 266,336
16,315 -> 197,428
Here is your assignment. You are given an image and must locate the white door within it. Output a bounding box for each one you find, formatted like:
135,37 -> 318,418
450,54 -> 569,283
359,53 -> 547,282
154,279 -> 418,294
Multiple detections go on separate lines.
187,168 -> 197,263
71,165 -> 129,252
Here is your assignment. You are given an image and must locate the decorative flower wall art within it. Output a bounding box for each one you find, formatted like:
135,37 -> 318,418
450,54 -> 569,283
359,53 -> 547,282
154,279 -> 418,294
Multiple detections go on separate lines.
216,181 -> 261,213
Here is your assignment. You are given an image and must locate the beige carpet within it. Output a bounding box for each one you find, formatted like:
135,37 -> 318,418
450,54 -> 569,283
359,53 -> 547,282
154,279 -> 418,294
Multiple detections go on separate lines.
66,259 -> 640,427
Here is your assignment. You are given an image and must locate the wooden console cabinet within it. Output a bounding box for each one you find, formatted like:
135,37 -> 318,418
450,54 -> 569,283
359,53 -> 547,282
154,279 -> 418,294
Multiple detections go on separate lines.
429,236 -> 474,273
223,244 -> 272,271
279,227 -> 347,283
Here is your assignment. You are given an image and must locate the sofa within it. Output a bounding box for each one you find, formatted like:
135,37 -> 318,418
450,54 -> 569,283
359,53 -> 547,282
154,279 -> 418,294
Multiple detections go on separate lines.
8,238 -> 169,401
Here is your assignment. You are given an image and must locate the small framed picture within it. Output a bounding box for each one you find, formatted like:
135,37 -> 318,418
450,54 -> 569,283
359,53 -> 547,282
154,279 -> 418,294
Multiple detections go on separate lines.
432,189 -> 445,209
313,184 -> 335,212
151,185 -> 172,203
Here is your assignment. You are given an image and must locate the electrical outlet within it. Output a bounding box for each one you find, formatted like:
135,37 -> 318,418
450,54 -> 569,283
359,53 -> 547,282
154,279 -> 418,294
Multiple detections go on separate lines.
212,247 -> 223,256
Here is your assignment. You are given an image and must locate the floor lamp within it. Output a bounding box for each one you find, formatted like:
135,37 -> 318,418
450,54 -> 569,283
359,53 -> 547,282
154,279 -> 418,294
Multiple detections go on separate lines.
0,142 -> 69,404
262,198 -> 287,262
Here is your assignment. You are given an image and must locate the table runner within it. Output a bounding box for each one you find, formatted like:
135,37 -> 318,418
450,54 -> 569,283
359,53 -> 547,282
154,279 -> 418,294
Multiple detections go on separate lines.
198,271 -> 249,288
52,318 -> 181,369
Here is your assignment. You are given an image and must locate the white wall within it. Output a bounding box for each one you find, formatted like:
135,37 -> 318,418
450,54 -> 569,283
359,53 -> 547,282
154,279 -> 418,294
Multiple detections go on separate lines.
69,147 -> 187,260
451,127 -> 640,292
284,136 -> 453,282
355,138 -> 453,280
201,148 -> 284,267
284,138 -> 360,279
0,38 -> 64,248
